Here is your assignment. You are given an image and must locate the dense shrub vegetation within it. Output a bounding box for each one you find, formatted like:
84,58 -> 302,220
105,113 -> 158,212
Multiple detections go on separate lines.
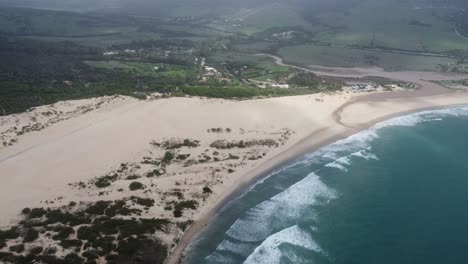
129,181 -> 145,191
0,199 -> 171,264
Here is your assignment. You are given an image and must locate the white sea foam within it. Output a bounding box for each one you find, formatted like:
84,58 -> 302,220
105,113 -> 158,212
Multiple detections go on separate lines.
231,106 -> 468,215
321,151 -> 339,160
224,173 -> 335,243
325,161 -> 348,172
204,106 -> 468,264
214,239 -> 253,257
243,225 -> 324,264
373,106 -> 468,130
336,156 -> 351,165
373,114 -> 424,130
307,106 -> 468,171
205,172 -> 334,263
301,129 -> 380,166
351,150 -> 379,161
234,158 -> 316,201
323,107 -> 468,160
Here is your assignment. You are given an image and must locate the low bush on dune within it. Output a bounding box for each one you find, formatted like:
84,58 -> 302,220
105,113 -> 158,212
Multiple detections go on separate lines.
9,244 -> 24,253
29,246 -> 43,255
28,208 -> 47,219
203,186 -> 213,194
0,189 -> 170,264
126,175 -> 141,180
130,196 -> 155,207
52,226 -> 75,241
177,220 -> 194,231
129,181 -> 145,191
162,151 -> 175,164
94,174 -> 119,188
23,228 -> 39,242
0,227 -> 19,241
59,239 -> 83,249
173,209 -> 183,218
172,200 -> 199,217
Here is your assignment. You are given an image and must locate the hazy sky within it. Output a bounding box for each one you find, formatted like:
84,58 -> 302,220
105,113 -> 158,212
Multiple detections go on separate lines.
0,0 -> 303,14
0,0 -> 465,14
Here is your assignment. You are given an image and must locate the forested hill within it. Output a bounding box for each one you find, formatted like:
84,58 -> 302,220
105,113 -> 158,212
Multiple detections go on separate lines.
1,0 -> 468,115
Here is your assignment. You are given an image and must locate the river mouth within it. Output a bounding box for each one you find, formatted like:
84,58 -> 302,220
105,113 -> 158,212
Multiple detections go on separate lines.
256,53 -> 468,87
185,106 -> 468,264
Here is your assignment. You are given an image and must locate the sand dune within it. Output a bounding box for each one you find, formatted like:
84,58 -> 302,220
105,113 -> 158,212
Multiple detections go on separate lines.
0,93 -> 350,226
1,78 -> 468,263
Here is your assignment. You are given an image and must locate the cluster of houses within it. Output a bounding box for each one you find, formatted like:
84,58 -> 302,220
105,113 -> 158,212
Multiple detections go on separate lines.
103,49 -> 137,56
201,65 -> 231,83
272,31 -> 296,40
344,83 -> 385,93
203,66 -> 221,76
252,80 -> 290,89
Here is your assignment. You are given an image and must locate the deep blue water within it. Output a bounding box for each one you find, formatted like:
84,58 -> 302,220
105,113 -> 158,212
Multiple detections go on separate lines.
186,106 -> 468,264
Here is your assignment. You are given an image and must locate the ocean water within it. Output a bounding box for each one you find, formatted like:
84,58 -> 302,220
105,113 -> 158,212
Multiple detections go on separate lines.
185,106 -> 468,264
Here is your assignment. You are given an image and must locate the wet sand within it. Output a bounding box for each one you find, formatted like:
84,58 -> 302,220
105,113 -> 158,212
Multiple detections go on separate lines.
166,54 -> 468,264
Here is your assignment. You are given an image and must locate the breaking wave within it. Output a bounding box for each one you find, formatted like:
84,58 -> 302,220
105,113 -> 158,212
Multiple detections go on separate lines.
198,105 -> 468,264
243,225 -> 324,264
205,172 -> 334,263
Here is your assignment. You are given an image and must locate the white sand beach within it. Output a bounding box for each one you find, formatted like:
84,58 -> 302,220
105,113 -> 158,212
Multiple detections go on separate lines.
1,66 -> 468,263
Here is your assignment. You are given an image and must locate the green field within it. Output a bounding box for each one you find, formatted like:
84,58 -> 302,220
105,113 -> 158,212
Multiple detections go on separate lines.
202,0 -> 468,54
437,79 -> 468,90
311,1 -> 468,53
0,7 -> 217,48
278,44 -> 456,71
208,51 -> 289,79
207,5 -> 326,35
231,41 -> 276,53
84,61 -> 197,79
20,32 -> 159,47
0,8 -> 136,37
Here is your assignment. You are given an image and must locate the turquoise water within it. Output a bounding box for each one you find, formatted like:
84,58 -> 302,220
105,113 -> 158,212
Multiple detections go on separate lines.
186,106 -> 468,264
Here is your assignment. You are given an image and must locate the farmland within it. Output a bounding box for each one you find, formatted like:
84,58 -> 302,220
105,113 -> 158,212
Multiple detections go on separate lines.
310,1 -> 468,53
278,44 -> 457,71
2,0 -> 468,115
83,61 -> 197,79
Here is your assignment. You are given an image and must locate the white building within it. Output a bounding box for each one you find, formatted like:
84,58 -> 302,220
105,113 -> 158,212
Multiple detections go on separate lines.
271,84 -> 290,89
204,66 -> 220,76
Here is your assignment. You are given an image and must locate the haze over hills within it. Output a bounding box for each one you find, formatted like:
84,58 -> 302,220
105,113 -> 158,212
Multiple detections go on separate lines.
1,0 -> 468,114
1,0 -> 467,16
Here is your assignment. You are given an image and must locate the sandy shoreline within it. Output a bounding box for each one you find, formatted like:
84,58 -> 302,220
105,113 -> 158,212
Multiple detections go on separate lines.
0,92 -> 358,262
164,125 -> 356,264
166,93 -> 468,264
165,57 -> 468,264
0,94 -> 350,225
1,61 -> 468,263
